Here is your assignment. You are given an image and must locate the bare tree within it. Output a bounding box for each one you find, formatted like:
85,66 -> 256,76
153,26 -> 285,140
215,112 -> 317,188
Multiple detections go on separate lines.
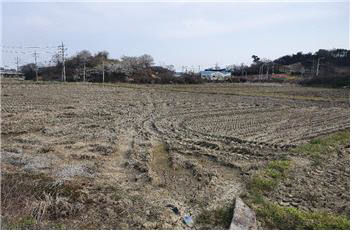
51,53 -> 61,66
258,58 -> 272,80
120,56 -> 139,76
165,65 -> 175,72
138,54 -> 154,68
120,54 -> 154,76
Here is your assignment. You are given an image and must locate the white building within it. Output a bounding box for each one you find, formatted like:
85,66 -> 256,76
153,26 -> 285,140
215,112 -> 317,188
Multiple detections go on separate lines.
200,69 -> 232,81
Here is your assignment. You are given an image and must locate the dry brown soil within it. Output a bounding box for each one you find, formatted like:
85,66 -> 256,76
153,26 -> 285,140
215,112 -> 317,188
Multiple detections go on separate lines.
1,79 -> 349,229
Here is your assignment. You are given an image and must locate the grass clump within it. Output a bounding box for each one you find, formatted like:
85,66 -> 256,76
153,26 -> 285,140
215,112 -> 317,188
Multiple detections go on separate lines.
291,130 -> 349,166
292,130 -> 349,156
244,156 -> 350,230
250,176 -> 277,193
249,160 -> 291,194
3,216 -> 37,230
38,145 -> 55,153
196,206 -> 234,229
255,201 -> 349,230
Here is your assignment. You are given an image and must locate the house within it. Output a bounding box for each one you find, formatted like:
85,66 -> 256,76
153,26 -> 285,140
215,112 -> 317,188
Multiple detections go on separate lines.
0,68 -> 24,79
200,68 -> 231,81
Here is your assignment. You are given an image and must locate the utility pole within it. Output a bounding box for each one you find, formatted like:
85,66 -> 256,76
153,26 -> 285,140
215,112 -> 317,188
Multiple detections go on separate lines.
33,51 -> 38,81
102,58 -> 105,83
59,42 -> 66,82
15,56 -> 19,72
316,57 -> 323,77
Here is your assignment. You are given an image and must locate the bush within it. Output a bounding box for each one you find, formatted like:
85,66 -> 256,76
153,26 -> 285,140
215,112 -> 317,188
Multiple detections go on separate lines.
196,205 -> 234,229
183,73 -> 204,84
20,64 -> 37,80
298,75 -> 349,88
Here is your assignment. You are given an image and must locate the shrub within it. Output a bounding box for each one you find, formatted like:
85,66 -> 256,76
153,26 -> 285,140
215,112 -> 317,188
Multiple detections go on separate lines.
196,205 -> 234,229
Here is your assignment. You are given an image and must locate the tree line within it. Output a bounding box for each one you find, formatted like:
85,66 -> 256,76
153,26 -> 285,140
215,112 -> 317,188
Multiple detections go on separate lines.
20,48 -> 349,87
20,50 -> 203,84
226,48 -> 349,87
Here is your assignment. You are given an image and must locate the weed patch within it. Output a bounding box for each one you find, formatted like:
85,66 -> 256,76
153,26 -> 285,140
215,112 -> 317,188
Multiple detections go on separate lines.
244,157 -> 349,229
248,160 -> 291,194
196,205 -> 234,229
292,130 -> 349,158
3,216 -> 37,230
255,201 -> 349,230
1,172 -> 84,229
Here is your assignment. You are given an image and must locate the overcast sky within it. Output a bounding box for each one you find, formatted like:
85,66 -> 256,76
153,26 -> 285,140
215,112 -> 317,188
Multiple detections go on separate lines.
1,1 -> 349,71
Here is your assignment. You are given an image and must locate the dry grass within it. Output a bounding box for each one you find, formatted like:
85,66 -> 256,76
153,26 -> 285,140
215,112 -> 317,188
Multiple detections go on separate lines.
196,205 -> 234,229
1,79 -> 349,229
1,172 -> 84,229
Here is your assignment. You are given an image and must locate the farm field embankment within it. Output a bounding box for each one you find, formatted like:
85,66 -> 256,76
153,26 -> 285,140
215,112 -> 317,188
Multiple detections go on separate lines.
1,79 -> 350,229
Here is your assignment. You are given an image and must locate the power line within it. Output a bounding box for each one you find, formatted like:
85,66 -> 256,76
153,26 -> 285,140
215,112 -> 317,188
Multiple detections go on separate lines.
0,45 -> 58,49
2,43 -> 67,71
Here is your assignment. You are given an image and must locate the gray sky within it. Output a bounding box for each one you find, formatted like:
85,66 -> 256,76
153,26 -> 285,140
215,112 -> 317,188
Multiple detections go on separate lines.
1,1 -> 349,71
